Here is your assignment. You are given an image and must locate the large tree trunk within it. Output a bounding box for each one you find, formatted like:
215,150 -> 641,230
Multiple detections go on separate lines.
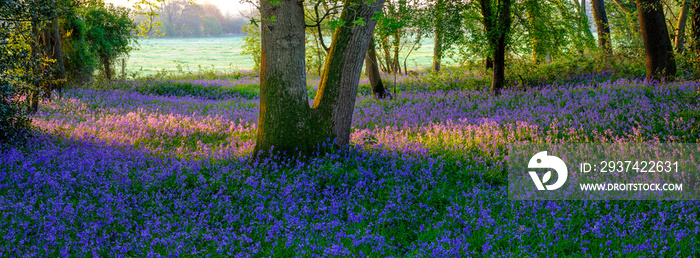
674,0 -> 689,53
433,0 -> 443,72
636,0 -> 676,80
591,0 -> 612,54
312,0 -> 384,146
254,0 -> 384,156
365,37 -> 388,99
492,34 -> 507,95
481,0 -> 512,95
253,0 -> 311,156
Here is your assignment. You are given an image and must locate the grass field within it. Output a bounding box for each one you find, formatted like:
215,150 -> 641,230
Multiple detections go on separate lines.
125,36 -> 438,76
2,69 -> 700,256
125,36 -> 255,75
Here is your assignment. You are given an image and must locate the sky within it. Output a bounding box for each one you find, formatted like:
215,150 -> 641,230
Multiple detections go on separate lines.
104,0 -> 256,16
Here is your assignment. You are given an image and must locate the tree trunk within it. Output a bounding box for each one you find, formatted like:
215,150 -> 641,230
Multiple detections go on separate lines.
675,0 -> 689,53
591,0 -> 612,54
525,0 -> 544,62
580,0 -> 597,45
636,0 -> 676,80
433,0 -> 443,72
365,37 -> 388,99
693,0 -> 700,56
50,16 -> 66,95
102,54 -> 112,81
254,0 -> 384,156
392,35 -> 401,75
312,0 -> 385,147
30,21 -> 42,114
481,0 -> 512,95
253,0 -> 311,156
485,56 -> 493,69
492,35 -> 507,95
433,30 -> 442,72
381,36 -> 393,73
41,25 -> 53,99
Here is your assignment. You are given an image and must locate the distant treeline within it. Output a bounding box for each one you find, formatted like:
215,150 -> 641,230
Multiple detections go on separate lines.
134,0 -> 249,38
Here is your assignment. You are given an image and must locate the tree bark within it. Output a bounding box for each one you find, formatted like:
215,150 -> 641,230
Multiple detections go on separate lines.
433,29 -> 442,72
30,21 -> 42,114
102,54 -> 112,81
381,36 -> 393,73
392,33 -> 401,75
492,32 -> 507,95
525,0 -> 544,62
692,0 -> 700,56
480,0 -> 512,95
433,0 -> 443,72
253,0 -> 311,156
485,56 -> 493,69
365,37 -> 388,99
50,16 -> 65,95
636,0 -> 676,80
591,0 -> 612,54
312,0 -> 385,147
41,24 -> 53,98
253,0 -> 384,156
675,0 -> 689,53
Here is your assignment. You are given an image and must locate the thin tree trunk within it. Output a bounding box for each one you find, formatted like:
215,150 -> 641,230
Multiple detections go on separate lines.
403,34 -> 420,74
635,0 -> 676,80
693,0 -> 700,56
381,36 -> 393,73
312,0 -> 385,146
433,0 -> 443,72
41,25 -> 53,99
392,34 -> 401,75
612,0 -> 643,42
591,0 -> 612,54
253,0 -> 311,156
525,0 -> 544,62
30,21 -> 42,114
365,37 -> 387,99
675,0 -> 690,53
50,16 -> 66,95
